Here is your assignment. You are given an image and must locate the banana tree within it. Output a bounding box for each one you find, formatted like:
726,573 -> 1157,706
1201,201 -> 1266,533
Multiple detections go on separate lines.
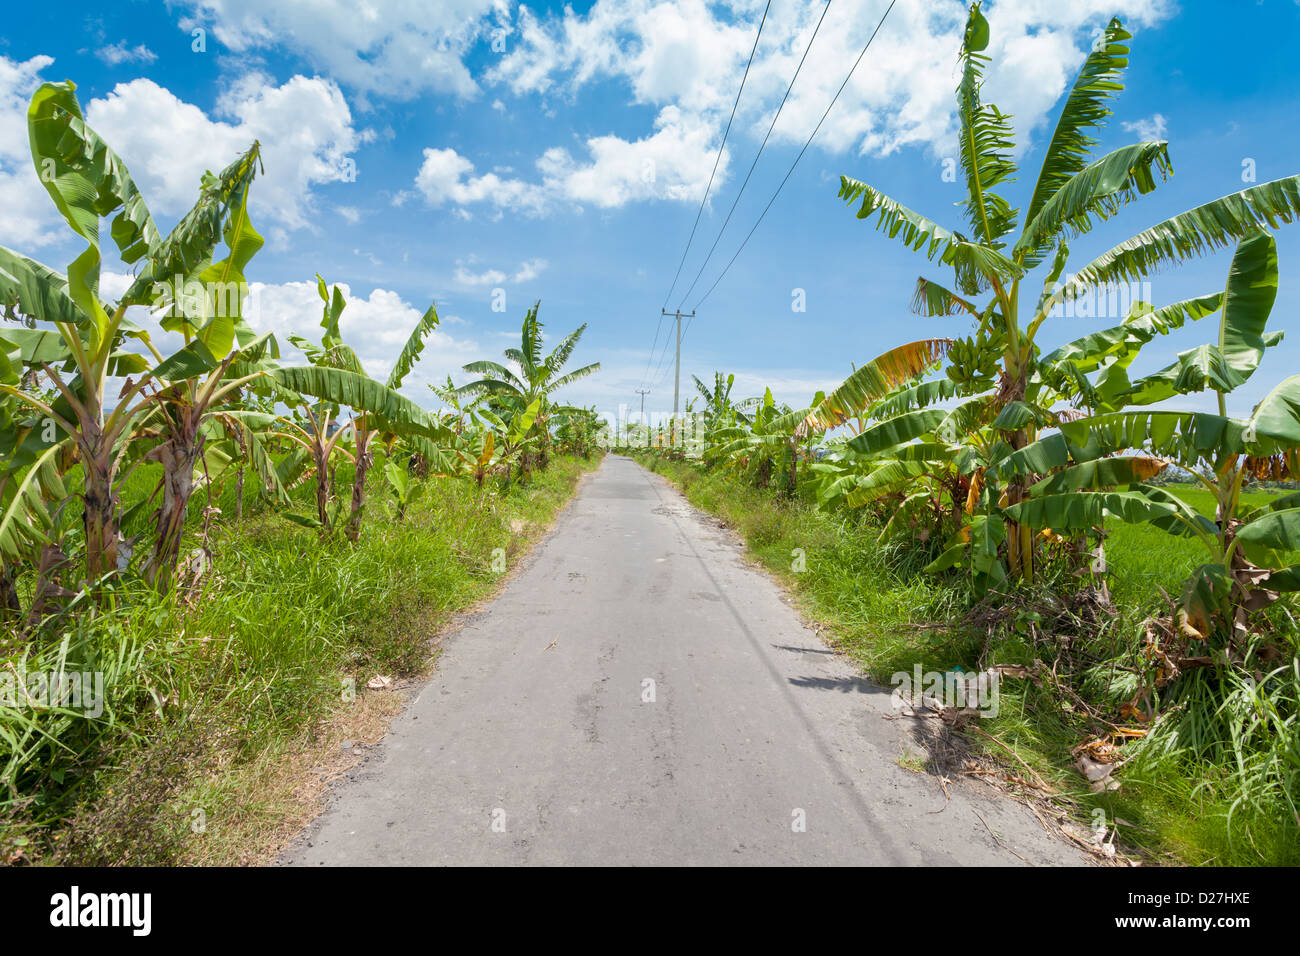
466,398 -> 542,489
198,407 -> 288,521
275,276 -> 444,541
690,372 -> 760,461
838,3 -> 1300,581
1001,233 -> 1300,642
457,302 -> 599,475
430,375 -> 483,435
381,458 -> 425,521
0,81 -> 264,587
551,404 -> 601,458
708,389 -> 819,494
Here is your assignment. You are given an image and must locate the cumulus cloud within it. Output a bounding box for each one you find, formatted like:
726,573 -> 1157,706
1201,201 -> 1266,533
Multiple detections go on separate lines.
413,146 -> 549,214
243,280 -> 484,398
1122,113 -> 1168,141
96,42 -> 158,66
0,54 -> 63,248
401,0 -> 1172,218
85,74 -> 367,232
411,103 -> 726,214
489,0 -> 1175,167
173,0 -> 509,103
453,257 -> 548,286
512,258 -> 547,282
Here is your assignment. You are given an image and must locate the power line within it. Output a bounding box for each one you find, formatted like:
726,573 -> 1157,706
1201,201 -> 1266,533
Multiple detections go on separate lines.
661,0 -> 772,312
649,325 -> 676,388
691,0 -> 897,311
675,0 -> 834,310
638,312 -> 665,390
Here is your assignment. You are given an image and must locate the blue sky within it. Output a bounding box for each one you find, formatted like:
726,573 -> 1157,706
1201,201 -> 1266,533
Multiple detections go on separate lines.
3,0 -> 1299,428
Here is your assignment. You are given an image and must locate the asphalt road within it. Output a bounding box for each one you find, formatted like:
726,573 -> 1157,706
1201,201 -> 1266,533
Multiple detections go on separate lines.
285,455 -> 1083,866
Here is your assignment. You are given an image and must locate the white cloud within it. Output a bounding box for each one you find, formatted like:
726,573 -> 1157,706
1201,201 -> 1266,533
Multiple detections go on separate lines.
243,280 -> 483,398
542,104 -> 722,207
455,264 -> 507,286
410,0 -> 1172,218
453,257 -> 548,286
1122,113 -> 1168,141
173,0 -> 508,104
489,0 -> 1175,165
0,54 -> 63,249
411,104 -> 726,214
511,258 -> 547,282
96,42 -> 158,66
85,74 -> 366,231
413,146 -> 549,214
98,271 -> 137,303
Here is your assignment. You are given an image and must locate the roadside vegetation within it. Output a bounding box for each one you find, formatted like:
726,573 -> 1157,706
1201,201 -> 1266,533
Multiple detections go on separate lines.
0,81 -> 605,864
627,4 -> 1300,866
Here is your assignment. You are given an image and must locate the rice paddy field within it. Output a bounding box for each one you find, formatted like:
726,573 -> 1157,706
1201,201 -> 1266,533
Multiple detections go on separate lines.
1106,485 -> 1300,606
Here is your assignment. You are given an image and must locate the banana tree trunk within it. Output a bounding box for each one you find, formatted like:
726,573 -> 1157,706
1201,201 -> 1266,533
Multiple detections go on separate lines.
314,446 -> 332,531
26,543 -> 73,630
81,429 -> 120,582
1001,354 -> 1035,583
537,426 -> 551,471
146,426 -> 203,592
787,440 -> 798,497
345,431 -> 372,544
1,565 -> 20,617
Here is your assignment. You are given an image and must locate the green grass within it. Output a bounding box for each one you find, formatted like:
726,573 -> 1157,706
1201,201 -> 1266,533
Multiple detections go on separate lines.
637,453 -> 1300,866
1,452 -> 602,865
1105,482 -> 1297,606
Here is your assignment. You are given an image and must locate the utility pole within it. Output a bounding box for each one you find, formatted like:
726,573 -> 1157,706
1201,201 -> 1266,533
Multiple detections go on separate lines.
662,308 -> 694,449
662,309 -> 695,418
635,388 -> 650,449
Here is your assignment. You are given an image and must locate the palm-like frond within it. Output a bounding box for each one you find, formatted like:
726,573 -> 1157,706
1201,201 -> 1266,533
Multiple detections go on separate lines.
0,247 -> 89,327
1016,142 -> 1172,259
1039,176 -> 1300,316
956,5 -> 1018,246
387,302 -> 440,390
803,339 -> 953,432
846,408 -> 947,456
549,362 -> 601,392
546,323 -> 587,376
461,360 -> 525,392
1022,17 -> 1131,235
870,378 -> 963,420
839,178 -> 1023,294
519,301 -> 544,373
124,145 -> 261,305
0,442 -> 65,564
273,366 -> 450,442
1041,293 -> 1223,375
911,277 -> 979,317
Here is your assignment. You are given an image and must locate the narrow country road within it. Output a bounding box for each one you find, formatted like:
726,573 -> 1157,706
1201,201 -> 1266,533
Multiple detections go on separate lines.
285,456 -> 1083,866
